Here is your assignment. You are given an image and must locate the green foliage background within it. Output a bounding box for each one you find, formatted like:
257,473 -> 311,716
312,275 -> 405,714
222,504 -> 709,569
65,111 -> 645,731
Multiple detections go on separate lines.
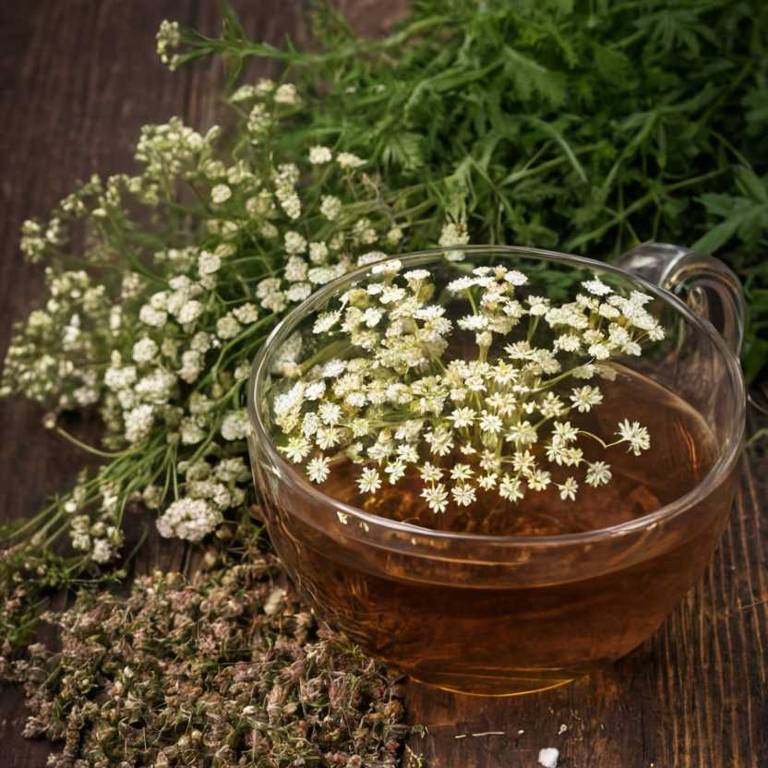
181,0 -> 768,380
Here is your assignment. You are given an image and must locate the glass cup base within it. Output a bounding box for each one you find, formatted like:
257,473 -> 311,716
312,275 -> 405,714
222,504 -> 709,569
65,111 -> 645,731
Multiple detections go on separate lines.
406,664 -> 584,697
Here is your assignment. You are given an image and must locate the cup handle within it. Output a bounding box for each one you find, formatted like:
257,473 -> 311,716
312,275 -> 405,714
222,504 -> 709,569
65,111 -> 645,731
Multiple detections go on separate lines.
615,242 -> 746,354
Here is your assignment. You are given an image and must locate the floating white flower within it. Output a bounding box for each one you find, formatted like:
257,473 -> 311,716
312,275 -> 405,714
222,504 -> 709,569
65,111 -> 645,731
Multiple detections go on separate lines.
585,460 -> 612,487
558,477 -> 578,501
307,455 -> 331,483
421,483 -> 449,513
357,467 -> 382,493
569,385 -> 603,413
617,419 -> 651,455
269,264 -> 662,515
337,152 -> 365,169
452,484 -> 476,507
582,277 -> 613,296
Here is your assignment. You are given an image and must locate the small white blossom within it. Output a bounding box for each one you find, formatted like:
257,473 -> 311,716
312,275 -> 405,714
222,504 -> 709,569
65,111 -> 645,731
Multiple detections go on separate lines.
419,463 -> 444,483
421,483 -> 449,513
558,477 -> 578,501
220,410 -> 251,441
357,467 -> 382,494
499,474 -> 524,502
216,315 -> 242,340
585,460 -> 612,487
309,145 -> 332,164
582,277 -> 613,296
156,498 -> 221,542
570,385 -> 603,413
617,419 -> 650,455
527,469 -> 552,491
211,184 -> 232,204
139,304 -> 167,328
284,230 -> 307,255
320,195 -> 342,221
452,484 -> 476,507
132,337 -> 158,364
307,456 -> 331,483
281,436 -> 312,463
177,300 -> 204,325
337,152 -> 365,169
439,221 -> 469,248
198,250 -> 221,275
274,83 -> 298,105
124,404 -> 155,443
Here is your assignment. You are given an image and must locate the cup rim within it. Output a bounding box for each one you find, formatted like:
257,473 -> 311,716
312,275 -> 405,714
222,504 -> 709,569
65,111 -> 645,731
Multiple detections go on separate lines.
248,245 -> 745,547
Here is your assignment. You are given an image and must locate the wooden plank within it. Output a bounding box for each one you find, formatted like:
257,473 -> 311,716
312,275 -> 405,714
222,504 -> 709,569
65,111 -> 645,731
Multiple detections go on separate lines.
1,2 -> 766,767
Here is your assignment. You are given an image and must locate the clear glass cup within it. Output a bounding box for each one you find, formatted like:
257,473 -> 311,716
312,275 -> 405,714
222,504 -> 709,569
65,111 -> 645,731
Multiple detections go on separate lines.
247,244 -> 745,697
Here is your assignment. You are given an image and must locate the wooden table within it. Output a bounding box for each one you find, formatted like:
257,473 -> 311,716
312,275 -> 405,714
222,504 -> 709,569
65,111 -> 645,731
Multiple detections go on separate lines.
1,3 -> 766,766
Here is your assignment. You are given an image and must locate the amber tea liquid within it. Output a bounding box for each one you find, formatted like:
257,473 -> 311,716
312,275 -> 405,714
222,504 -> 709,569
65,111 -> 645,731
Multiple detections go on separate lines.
261,369 -> 736,695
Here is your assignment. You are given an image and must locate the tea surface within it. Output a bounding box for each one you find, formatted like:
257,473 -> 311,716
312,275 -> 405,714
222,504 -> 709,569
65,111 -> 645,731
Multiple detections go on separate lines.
320,367 -> 717,536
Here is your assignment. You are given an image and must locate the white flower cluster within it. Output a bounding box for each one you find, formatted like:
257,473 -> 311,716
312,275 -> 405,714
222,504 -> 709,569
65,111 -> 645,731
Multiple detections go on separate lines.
135,118 -> 220,182
156,19 -> 181,70
155,456 -> 250,541
68,481 -> 125,563
3,79 -> 419,557
272,263 -> 664,513
0,269 -> 108,407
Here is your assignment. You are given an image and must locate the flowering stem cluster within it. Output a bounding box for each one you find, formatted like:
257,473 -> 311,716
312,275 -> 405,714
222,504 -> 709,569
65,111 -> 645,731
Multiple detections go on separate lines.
0,78 -> 450,578
273,263 -> 664,514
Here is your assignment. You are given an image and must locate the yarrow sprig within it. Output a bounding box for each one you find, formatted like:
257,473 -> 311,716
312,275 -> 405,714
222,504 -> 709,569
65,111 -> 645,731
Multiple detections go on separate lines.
271,262 -> 665,514
0,80 -> 442,565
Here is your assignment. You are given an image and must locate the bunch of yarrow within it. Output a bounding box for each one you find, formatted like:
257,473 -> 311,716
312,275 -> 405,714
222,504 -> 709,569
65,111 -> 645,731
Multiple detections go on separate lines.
0,16 -> 459,765
272,262 -> 662,516
0,81 -> 449,563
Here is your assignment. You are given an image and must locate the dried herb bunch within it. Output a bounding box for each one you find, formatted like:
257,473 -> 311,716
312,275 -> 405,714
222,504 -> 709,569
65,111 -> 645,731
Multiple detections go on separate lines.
3,552 -> 408,768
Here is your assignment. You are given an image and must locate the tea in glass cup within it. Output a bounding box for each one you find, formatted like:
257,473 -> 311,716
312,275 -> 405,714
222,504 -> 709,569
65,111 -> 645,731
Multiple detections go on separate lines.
248,245 -> 744,696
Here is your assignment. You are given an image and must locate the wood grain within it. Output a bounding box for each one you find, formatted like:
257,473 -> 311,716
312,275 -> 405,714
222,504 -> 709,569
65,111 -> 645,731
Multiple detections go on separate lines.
0,3 -> 766,767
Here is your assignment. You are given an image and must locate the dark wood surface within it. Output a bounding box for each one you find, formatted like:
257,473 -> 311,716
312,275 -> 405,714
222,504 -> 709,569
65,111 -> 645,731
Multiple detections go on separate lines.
0,3 -> 766,767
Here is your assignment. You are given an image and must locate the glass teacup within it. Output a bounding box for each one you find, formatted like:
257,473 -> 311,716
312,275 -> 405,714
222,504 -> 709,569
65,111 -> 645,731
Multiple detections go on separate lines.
247,244 -> 744,696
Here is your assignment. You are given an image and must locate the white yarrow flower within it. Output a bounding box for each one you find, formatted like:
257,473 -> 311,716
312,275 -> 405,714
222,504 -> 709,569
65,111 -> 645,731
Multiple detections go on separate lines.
220,410 -> 251,441
274,83 -> 298,104
211,184 -> 232,204
421,483 -> 449,513
617,419 -> 650,455
582,277 -> 613,296
585,461 -> 612,487
267,264 -> 663,514
156,498 -> 221,542
307,456 -> 331,483
308,145 -> 332,164
357,467 -> 382,494
558,477 -> 578,501
337,152 -> 365,169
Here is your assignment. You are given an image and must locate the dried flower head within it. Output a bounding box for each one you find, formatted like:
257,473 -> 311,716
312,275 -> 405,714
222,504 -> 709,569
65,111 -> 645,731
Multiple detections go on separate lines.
3,553 -> 409,767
